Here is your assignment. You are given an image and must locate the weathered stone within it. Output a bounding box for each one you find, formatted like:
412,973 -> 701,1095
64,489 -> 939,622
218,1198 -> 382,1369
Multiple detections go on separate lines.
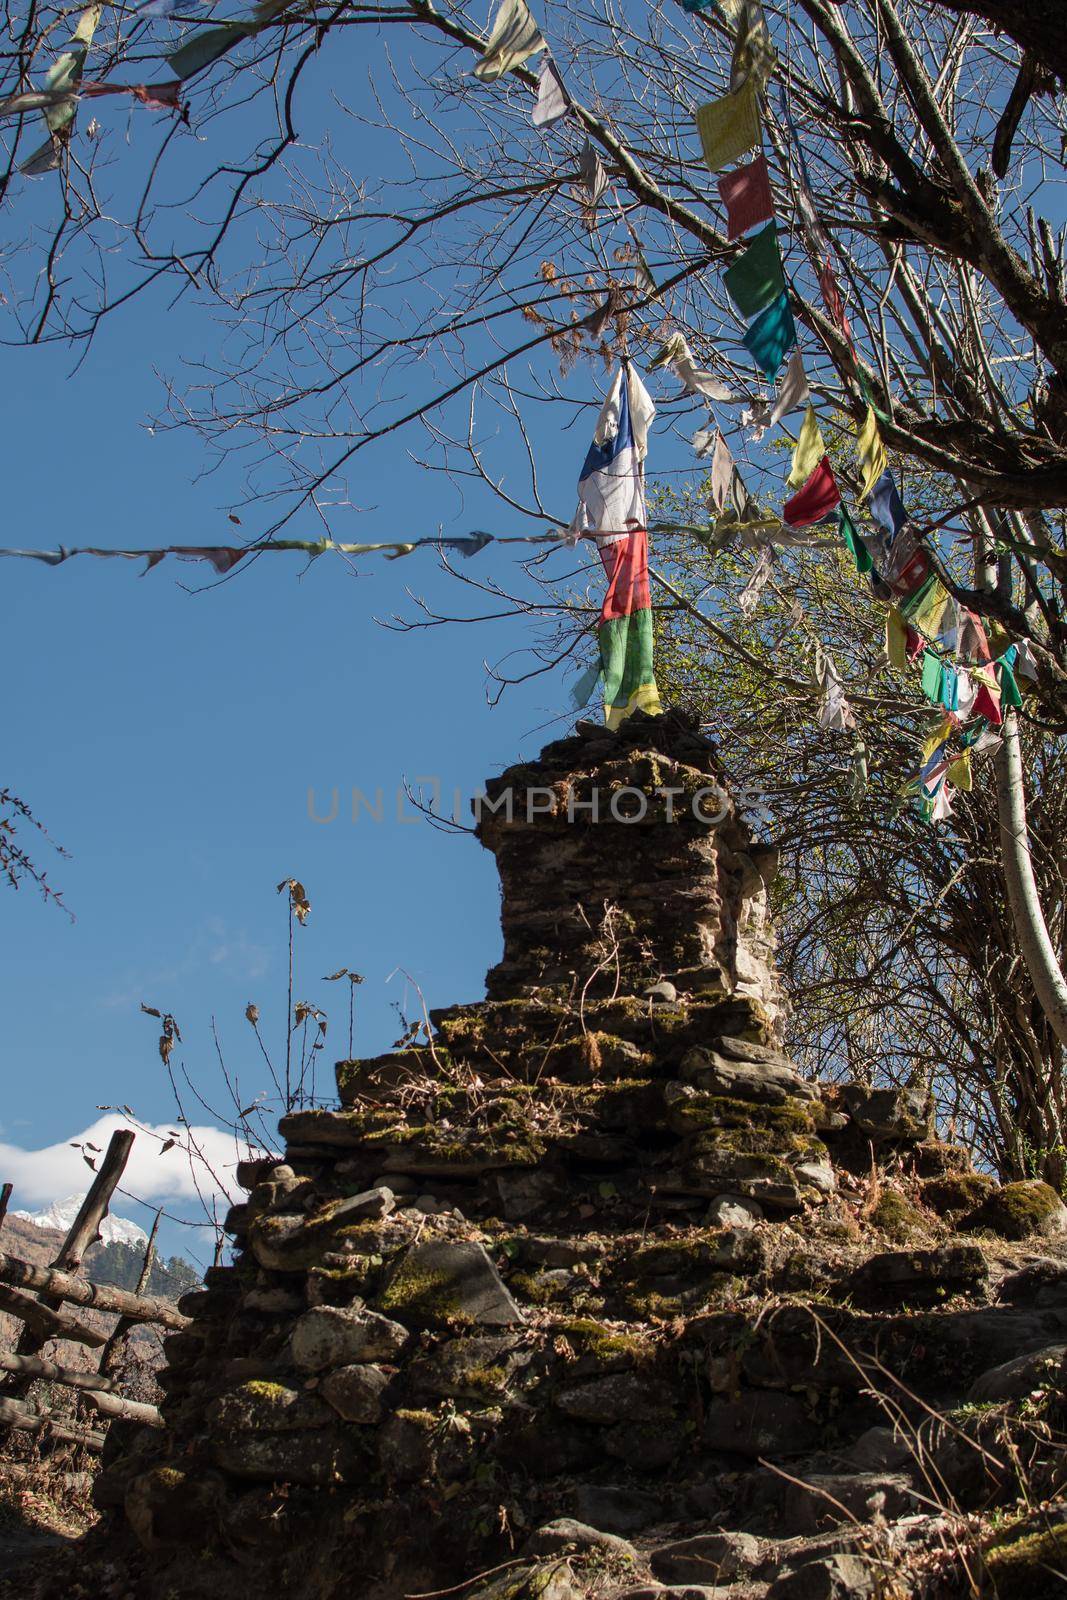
290,1305 -> 409,1371
207,1382 -> 336,1434
555,1371 -> 676,1424
320,1362 -> 391,1422
846,1426 -> 912,1472
796,1161 -> 836,1195
767,1554 -> 876,1599
408,1334 -> 528,1401
781,1474 -> 917,1535
241,1286 -> 303,1314
124,1467 -> 225,1550
378,1407 -> 470,1482
572,1485 -> 663,1534
379,1239 -> 524,1328
706,1194 -> 763,1229
525,1519 -> 636,1562
967,1344 -> 1066,1404
680,1048 -> 816,1104
214,1428 -> 366,1485
962,1179 -> 1067,1241
702,1392 -> 818,1459
848,1245 -> 988,1297
650,1532 -> 761,1583
496,1168 -> 559,1220
841,1084 -> 931,1142
604,1417 -> 689,1470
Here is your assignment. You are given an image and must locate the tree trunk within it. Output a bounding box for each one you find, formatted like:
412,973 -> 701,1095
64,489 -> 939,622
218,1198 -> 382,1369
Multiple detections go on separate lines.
995,710 -> 1067,1059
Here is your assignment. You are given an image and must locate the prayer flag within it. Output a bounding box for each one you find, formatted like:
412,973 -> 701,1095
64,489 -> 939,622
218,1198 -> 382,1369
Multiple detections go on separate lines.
787,406 -> 824,489
770,347 -> 809,423
856,406 -> 887,502
473,0 -> 545,81
723,222 -> 784,319
717,154 -> 774,239
742,290 -> 794,380
695,80 -> 761,173
532,56 -> 569,126
783,457 -> 840,527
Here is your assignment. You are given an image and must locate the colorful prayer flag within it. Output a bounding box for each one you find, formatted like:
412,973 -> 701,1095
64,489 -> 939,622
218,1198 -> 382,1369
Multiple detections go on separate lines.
856,406 -> 887,502
717,154 -> 774,239
741,290 -> 794,380
695,80 -> 761,173
787,406 -> 824,489
770,347 -> 809,424
599,525 -> 662,728
723,222 -> 784,319
783,457 -> 840,527
838,504 -> 872,574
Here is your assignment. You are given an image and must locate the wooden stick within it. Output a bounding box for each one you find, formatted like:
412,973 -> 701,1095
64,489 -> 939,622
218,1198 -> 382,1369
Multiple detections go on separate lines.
0,1182 -> 11,1231
98,1207 -> 164,1380
0,1350 -> 119,1393
0,1284 -> 106,1348
79,1389 -> 163,1428
0,1251 -> 188,1330
53,1130 -> 136,1273
0,1395 -> 105,1449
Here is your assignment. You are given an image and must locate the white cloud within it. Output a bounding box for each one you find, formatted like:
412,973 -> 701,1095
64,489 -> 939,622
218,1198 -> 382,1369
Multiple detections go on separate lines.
0,1113 -> 263,1224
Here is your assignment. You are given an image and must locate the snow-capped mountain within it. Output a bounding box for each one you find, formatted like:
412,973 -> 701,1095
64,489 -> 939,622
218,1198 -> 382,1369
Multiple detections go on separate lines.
11,1195 -> 148,1249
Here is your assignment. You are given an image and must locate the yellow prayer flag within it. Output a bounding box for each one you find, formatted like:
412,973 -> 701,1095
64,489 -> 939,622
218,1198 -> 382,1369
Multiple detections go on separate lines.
885,606 -> 907,668
910,578 -> 951,640
695,80 -> 761,175
947,750 -> 973,792
787,405 -> 825,489
921,717 -> 954,762
856,406 -> 888,501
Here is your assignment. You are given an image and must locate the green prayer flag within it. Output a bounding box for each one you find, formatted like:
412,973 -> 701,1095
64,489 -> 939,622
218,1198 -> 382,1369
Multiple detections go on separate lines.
838,504 -> 872,574
995,656 -> 1023,709
920,649 -> 943,705
723,222 -> 784,320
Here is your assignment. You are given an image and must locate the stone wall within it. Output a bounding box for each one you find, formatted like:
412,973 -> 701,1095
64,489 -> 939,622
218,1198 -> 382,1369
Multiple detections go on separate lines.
71,713 -> 1067,1600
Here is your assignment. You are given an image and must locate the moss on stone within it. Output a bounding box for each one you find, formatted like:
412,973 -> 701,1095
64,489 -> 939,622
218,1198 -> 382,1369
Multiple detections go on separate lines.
964,1180 -> 1065,1241
920,1172 -> 997,1217
671,1093 -> 815,1136
552,1317 -> 653,1364
984,1523 -> 1067,1587
871,1187 -> 929,1243
378,1259 -> 477,1329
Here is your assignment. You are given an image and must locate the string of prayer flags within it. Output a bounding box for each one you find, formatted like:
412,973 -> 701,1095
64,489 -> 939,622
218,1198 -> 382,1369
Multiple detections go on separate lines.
472,0 -> 545,81
770,347 -> 809,423
742,291 -> 795,380
787,406 -> 824,489
782,457 -> 840,527
856,406 -> 888,502
920,649 -> 943,706
0,531 -> 546,574
568,364 -> 661,727
723,222 -> 785,319
695,79 -> 761,173
532,56 -> 569,127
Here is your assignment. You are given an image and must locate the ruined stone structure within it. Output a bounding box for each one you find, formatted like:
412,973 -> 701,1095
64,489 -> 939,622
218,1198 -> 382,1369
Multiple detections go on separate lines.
83,712 -> 1067,1599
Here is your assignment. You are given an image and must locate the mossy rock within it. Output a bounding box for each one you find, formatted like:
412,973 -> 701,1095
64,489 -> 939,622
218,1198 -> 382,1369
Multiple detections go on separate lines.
870,1186 -> 930,1243
335,1047 -> 448,1103
983,1522 -> 1067,1595
962,1180 -> 1067,1241
551,1317 -> 654,1368
667,1091 -> 815,1137
920,1172 -> 997,1218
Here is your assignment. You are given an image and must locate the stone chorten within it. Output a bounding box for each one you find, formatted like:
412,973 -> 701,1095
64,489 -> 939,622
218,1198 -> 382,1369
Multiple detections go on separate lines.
87,711 -> 1067,1600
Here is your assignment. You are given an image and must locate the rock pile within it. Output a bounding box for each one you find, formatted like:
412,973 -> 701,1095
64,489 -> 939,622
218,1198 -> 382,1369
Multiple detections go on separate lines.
68,714 -> 1067,1597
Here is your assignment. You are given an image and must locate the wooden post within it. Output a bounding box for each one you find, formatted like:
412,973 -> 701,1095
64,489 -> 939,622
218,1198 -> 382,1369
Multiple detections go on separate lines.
1,1128 -> 135,1414
98,1207 -> 163,1380
0,1253 -> 188,1330
0,1284 -> 107,1348
0,1351 -> 119,1393
0,1182 -> 12,1231
0,1395 -> 106,1450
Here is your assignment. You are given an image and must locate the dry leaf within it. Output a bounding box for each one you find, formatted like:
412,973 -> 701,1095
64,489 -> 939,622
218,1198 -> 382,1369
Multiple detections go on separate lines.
245,1002 -> 260,1025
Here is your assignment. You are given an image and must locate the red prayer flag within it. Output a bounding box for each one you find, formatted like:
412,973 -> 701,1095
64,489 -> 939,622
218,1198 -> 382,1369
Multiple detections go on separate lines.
81,80 -> 183,109
716,154 -> 774,240
818,257 -> 854,346
974,683 -> 1003,725
600,527 -> 651,623
782,456 -> 841,528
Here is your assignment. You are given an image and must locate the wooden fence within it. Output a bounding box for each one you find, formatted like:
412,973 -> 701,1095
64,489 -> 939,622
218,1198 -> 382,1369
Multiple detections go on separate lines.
0,1130 -> 190,1451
